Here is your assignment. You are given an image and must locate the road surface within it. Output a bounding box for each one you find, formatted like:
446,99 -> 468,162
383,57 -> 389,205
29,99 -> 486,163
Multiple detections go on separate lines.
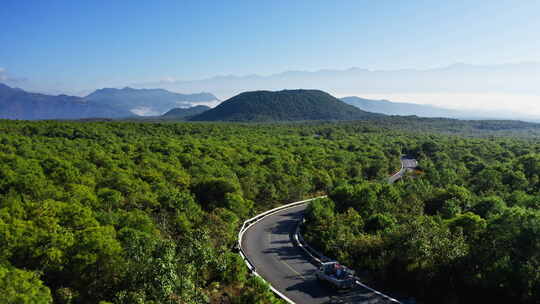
241,157 -> 417,303
242,204 -> 399,304
388,157 -> 418,183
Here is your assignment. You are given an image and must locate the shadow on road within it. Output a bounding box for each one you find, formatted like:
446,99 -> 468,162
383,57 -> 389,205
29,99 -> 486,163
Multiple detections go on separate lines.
286,279 -> 341,299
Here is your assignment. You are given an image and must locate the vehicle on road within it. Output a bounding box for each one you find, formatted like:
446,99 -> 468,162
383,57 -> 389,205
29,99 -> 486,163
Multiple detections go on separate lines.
315,262 -> 356,289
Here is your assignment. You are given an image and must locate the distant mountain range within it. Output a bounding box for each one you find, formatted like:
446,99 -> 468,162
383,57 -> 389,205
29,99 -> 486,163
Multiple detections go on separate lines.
136,62 -> 540,98
85,87 -> 219,116
341,96 -> 467,118
0,83 -> 219,120
162,105 -> 210,119
135,63 -> 540,121
190,89 -> 378,122
2,80 -> 539,122
339,96 -> 540,120
0,83 -> 131,120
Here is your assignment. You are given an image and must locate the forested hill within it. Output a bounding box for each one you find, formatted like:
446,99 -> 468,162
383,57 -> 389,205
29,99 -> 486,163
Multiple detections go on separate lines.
190,89 -> 379,121
161,105 -> 210,119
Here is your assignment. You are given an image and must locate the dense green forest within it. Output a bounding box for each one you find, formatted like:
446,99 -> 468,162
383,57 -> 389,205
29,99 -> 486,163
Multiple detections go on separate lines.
0,120 -> 400,304
303,135 -> 540,304
1,119 -> 539,304
364,116 -> 540,138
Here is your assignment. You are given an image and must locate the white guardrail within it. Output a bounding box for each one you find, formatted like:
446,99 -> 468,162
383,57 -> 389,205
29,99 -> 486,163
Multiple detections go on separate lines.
388,158 -> 405,183
237,197 -> 325,304
294,220 -> 401,303
238,195 -> 402,304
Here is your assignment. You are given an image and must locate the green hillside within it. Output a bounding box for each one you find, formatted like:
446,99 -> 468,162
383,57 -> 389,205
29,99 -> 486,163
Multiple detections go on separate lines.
190,89 -> 378,121
161,105 -> 210,119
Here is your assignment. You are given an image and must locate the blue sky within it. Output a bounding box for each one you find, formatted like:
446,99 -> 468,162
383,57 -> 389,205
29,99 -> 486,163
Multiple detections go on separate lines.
1,0 -> 539,94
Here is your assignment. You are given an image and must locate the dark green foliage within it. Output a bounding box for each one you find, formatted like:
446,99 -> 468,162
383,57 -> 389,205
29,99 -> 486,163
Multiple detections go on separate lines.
0,264 -> 53,304
2,118 -> 540,303
231,276 -> 283,304
0,120 -> 400,303
366,116 -> 540,138
471,196 -> 506,219
364,213 -> 396,233
162,106 -> 211,120
191,178 -> 240,210
304,132 -> 540,304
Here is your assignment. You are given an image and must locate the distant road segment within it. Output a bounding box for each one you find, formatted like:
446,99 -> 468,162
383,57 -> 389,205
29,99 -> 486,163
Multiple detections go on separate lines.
388,157 -> 418,183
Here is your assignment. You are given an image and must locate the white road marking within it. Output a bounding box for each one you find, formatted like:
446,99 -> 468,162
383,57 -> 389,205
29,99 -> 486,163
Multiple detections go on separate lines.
270,226 -> 306,279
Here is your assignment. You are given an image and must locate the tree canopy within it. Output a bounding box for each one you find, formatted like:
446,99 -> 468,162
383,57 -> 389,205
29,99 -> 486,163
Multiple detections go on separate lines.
1,119 -> 539,303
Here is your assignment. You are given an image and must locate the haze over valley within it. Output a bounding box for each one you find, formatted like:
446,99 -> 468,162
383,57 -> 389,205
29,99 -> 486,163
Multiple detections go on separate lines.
3,61 -> 539,121
134,62 -> 540,120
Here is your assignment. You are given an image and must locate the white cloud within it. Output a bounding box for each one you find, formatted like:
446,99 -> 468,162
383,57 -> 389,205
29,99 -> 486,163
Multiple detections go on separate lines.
177,100 -> 221,108
134,62 -> 540,103
189,100 -> 221,108
0,68 -> 7,81
130,106 -> 162,116
0,68 -> 27,84
159,77 -> 178,84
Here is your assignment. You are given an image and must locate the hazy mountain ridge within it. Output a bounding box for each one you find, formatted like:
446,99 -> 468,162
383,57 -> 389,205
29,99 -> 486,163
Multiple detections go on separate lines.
0,84 -> 219,120
136,62 -> 540,98
0,83 -> 132,120
341,96 -> 540,121
84,87 -> 219,116
135,63 -> 540,121
190,89 -> 379,122
3,80 -> 540,122
341,96 -> 469,118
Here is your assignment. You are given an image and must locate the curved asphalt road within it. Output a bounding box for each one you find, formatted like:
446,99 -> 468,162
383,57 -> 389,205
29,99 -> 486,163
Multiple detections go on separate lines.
242,158 -> 417,304
242,203 -> 399,304
388,157 -> 418,183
